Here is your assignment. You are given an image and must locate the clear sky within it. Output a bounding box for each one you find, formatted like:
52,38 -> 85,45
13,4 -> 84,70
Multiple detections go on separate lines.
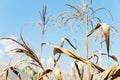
0,0 -> 120,71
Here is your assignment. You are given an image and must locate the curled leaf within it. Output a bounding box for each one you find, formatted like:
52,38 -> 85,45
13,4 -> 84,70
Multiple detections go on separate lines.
100,23 -> 110,56
87,23 -> 110,57
75,61 -> 84,80
54,47 -> 104,72
0,37 -> 44,70
38,69 -> 52,79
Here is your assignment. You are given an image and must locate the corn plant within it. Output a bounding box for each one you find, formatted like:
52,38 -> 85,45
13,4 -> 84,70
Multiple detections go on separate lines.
0,0 -> 120,80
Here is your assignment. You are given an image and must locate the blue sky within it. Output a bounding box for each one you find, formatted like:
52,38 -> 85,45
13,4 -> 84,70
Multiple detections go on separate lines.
0,0 -> 120,70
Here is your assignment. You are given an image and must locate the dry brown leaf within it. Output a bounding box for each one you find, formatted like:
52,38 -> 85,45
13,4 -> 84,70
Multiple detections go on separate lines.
54,48 -> 77,58
0,66 -> 21,80
38,69 -> 52,79
75,61 -> 84,80
10,67 -> 21,80
6,70 -> 8,80
109,55 -> 118,62
87,23 -> 101,37
0,37 -> 44,70
14,48 -> 41,65
54,47 -> 104,72
97,65 -> 120,80
100,23 -> 110,57
87,23 -> 110,57
42,69 -> 52,76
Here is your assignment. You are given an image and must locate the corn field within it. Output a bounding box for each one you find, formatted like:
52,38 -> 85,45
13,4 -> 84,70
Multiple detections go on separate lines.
0,0 -> 120,80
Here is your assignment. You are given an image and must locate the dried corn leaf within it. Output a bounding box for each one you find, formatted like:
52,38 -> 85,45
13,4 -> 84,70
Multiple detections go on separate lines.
101,53 -> 118,63
10,67 -> 21,80
100,23 -> 110,56
38,69 -> 52,79
64,38 -> 77,50
1,37 -> 44,70
97,65 -> 120,80
87,23 -> 110,57
71,61 -> 77,80
75,61 -> 84,80
109,55 -> 118,63
42,69 -> 52,76
14,48 -> 41,65
54,47 -> 104,72
0,66 -> 10,76
0,66 -> 21,80
54,38 -> 65,67
88,53 -> 99,64
6,70 -> 8,80
87,23 -> 101,37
